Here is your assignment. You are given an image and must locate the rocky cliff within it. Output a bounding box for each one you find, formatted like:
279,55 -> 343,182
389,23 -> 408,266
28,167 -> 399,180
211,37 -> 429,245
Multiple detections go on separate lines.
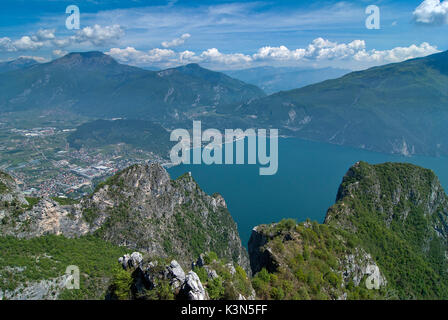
0,163 -> 250,273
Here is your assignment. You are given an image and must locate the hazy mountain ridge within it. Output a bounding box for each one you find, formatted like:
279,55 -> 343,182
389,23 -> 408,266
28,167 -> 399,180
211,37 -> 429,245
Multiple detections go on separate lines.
0,52 -> 265,125
0,57 -> 40,74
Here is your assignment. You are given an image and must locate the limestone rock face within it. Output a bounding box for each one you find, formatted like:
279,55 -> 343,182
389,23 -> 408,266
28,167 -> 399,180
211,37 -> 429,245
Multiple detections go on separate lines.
182,271 -> 208,300
119,252 -> 143,269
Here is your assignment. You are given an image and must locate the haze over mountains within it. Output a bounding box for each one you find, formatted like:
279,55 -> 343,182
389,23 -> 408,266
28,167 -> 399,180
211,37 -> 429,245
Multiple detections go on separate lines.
224,66 -> 350,94
1,50 -> 448,157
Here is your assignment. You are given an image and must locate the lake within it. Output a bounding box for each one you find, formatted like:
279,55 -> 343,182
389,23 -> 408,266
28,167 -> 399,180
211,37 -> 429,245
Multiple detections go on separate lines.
168,138 -> 448,247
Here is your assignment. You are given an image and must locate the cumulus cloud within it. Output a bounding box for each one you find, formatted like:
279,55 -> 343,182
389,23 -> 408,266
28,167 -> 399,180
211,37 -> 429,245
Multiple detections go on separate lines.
0,37 -> 16,52
12,36 -> 44,51
107,38 -> 440,70
199,48 -> 252,65
252,38 -> 439,65
0,25 -> 124,53
106,47 -> 176,65
71,24 -> 124,46
413,0 -> 448,25
52,49 -> 68,58
353,42 -> 440,63
34,29 -> 56,41
162,33 -> 191,48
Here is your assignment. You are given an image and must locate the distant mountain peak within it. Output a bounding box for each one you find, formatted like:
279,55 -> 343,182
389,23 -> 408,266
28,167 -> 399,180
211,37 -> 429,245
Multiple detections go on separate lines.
51,51 -> 118,68
0,57 -> 40,73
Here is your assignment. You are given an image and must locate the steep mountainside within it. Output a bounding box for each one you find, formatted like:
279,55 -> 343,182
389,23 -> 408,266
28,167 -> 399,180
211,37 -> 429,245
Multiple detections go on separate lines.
249,162 -> 448,300
232,50 -> 448,156
0,163 -> 249,273
0,52 -> 264,125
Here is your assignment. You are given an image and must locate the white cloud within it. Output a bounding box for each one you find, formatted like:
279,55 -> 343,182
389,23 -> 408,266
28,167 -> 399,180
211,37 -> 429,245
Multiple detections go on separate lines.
162,33 -> 191,48
413,0 -> 448,25
52,49 -> 68,58
19,55 -> 48,63
0,37 -> 16,52
353,42 -> 440,63
34,29 -> 56,41
0,25 -> 124,53
105,47 -> 176,65
71,24 -> 124,46
107,38 -> 440,70
199,48 -> 252,65
13,36 -> 44,51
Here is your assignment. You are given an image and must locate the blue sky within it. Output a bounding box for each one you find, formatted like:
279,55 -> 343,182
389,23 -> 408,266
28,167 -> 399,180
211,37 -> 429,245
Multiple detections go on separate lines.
0,0 -> 447,70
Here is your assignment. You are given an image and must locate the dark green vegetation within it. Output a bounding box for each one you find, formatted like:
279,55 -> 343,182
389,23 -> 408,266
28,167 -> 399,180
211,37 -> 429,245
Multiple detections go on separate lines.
0,52 -> 264,124
0,235 -> 127,299
224,66 -> 349,94
230,50 -> 448,156
67,119 -> 173,156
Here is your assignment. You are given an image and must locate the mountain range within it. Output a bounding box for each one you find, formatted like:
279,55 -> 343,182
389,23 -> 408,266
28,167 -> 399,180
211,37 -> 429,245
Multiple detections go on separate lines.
1,50 -> 448,157
0,52 -> 264,125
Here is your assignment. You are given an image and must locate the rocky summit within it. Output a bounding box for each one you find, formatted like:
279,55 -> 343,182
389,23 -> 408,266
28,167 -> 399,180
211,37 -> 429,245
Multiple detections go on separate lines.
0,163 -> 249,273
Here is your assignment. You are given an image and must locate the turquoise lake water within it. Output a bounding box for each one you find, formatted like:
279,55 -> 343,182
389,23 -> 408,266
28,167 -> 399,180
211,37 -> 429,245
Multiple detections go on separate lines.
168,138 -> 448,247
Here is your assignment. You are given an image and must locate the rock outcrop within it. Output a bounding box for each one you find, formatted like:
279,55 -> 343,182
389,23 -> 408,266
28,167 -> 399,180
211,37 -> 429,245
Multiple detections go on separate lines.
114,252 -> 254,300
